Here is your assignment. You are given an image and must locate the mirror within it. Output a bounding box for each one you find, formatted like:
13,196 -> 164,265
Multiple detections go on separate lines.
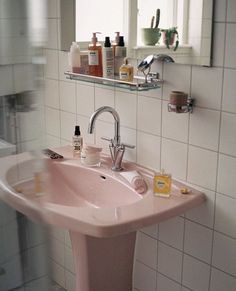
60,0 -> 214,66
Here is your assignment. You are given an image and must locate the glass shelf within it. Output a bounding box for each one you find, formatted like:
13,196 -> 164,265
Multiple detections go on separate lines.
64,71 -> 163,91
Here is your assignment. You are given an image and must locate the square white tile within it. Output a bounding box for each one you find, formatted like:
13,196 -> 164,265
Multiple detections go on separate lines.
212,231 -> 236,277
120,126 -> 137,162
227,0 -> 236,22
47,19 -> 58,50
65,271 -> 76,291
135,232 -> 158,270
220,112 -> 236,156
217,154 -> 236,198
225,24 -> 236,69
59,81 -> 76,113
182,254 -> 210,291
50,238 -> 65,266
140,224 -> 158,239
115,91 -> 137,129
215,193 -> 236,239
51,261 -> 66,288
157,242 -> 182,283
137,95 -> 161,135
47,0 -> 58,18
60,111 -> 76,141
0,65 -> 13,96
133,261 -> 156,291
214,0 -> 227,22
95,87 -> 115,122
185,188 -> 215,228
137,131 -> 161,171
191,66 -> 223,110
163,63 -> 191,101
187,146 -> 218,190
212,23 -> 226,67
45,49 -> 59,80
210,267 -> 236,291
45,79 -> 59,109
157,273 -> 181,291
159,216 -> 184,250
76,83 -> 94,117
65,246 -> 75,273
45,107 -> 60,137
162,101 -> 189,143
184,220 -> 213,263
222,69 -> 236,114
161,138 -> 188,180
189,107 -> 220,151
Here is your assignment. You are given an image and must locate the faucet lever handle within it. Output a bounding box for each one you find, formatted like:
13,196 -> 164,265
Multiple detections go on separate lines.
122,143 -> 135,149
101,136 -> 113,143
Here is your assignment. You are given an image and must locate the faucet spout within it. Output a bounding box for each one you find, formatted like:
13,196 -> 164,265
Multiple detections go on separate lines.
88,106 -> 134,171
88,106 -> 120,145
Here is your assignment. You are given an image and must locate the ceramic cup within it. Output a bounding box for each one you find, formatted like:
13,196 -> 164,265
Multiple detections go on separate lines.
141,28 -> 161,46
169,91 -> 188,107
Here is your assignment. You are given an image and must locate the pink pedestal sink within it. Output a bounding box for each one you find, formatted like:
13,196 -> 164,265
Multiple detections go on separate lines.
0,146 -> 206,291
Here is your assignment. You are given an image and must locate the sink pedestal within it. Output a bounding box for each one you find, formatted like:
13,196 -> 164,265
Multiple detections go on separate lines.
70,231 -> 137,291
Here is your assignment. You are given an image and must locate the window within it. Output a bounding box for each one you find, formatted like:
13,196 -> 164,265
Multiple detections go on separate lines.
76,0 -> 124,42
75,0 -> 185,46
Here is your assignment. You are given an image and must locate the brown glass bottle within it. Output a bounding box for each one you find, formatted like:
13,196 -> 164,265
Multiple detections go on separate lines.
88,32 -> 103,77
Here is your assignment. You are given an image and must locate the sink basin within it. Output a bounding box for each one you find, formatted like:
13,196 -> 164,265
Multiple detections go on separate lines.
0,146 -> 206,291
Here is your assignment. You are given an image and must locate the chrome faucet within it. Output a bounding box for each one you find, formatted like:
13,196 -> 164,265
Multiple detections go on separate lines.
88,106 -> 135,171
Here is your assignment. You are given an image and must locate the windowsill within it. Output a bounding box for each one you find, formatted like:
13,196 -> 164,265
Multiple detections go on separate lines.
131,44 -> 193,64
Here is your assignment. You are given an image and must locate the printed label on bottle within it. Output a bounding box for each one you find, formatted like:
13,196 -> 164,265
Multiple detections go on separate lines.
119,71 -> 129,80
88,50 -> 99,65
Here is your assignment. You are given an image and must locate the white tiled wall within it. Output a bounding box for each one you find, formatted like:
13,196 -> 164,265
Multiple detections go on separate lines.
44,0 -> 236,290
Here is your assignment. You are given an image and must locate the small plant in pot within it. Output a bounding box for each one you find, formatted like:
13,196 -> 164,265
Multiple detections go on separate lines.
161,27 -> 179,51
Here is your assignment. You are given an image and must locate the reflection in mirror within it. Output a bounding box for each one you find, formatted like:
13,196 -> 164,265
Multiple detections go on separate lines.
60,0 -> 214,66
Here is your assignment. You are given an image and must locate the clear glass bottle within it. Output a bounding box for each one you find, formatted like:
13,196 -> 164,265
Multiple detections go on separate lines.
73,125 -> 83,157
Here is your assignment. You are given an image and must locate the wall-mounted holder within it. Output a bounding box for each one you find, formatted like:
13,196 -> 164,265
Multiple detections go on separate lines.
168,97 -> 194,113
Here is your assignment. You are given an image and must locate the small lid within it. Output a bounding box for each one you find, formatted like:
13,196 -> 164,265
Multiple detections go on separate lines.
123,57 -> 129,65
70,42 -> 80,53
114,32 -> 120,44
91,32 -> 101,45
118,36 -> 125,47
74,125 -> 81,136
104,36 -> 111,47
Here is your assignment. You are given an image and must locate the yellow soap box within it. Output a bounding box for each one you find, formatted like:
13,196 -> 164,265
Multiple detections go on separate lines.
153,170 -> 172,197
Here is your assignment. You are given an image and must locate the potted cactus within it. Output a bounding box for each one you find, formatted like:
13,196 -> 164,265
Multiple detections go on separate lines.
161,27 -> 179,51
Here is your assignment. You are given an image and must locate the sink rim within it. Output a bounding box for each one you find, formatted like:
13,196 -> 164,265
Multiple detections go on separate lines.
0,147 -> 206,238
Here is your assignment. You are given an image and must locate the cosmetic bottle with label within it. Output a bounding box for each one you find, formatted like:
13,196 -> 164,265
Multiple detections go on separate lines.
112,32 -> 120,56
73,125 -> 83,157
102,36 -> 114,78
88,32 -> 103,77
153,169 -> 172,197
68,42 -> 81,73
114,36 -> 127,75
119,58 -> 134,82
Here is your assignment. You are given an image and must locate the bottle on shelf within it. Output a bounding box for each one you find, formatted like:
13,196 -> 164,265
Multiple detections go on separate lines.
114,36 -> 127,75
68,42 -> 81,73
119,57 -> 134,82
112,32 -> 120,56
88,32 -> 103,77
102,36 -> 114,79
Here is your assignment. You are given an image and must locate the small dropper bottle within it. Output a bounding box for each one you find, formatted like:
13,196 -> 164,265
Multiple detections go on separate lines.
73,125 -> 83,157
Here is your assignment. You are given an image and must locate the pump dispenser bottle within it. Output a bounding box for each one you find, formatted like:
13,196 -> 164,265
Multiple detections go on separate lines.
88,32 -> 103,77
73,125 -> 83,157
102,36 -> 114,78
114,36 -> 127,75
112,32 -> 120,56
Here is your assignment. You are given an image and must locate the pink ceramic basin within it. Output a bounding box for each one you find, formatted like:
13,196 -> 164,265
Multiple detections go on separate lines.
0,146 -> 206,237
46,161 -> 143,208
